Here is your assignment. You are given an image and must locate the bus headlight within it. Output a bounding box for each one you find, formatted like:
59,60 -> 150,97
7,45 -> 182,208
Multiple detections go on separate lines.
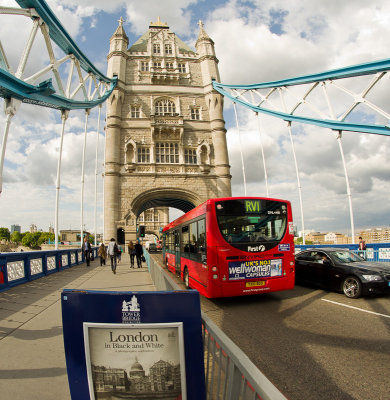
212,266 -> 218,272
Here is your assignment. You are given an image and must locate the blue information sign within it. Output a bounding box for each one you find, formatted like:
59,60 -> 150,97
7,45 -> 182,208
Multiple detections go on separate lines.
62,290 -> 206,400
278,243 -> 290,252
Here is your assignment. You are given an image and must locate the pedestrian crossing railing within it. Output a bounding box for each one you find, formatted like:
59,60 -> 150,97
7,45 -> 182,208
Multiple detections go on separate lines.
145,251 -> 288,400
296,243 -> 390,263
0,247 -> 97,292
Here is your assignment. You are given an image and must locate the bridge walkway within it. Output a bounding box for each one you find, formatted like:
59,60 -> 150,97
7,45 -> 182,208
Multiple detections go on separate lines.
0,254 -> 155,400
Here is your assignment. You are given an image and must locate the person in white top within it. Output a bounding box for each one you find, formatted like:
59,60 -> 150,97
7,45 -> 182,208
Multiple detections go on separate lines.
107,238 -> 118,274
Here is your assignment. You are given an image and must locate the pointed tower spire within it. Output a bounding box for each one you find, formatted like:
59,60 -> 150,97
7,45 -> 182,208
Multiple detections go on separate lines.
111,16 -> 129,42
197,20 -> 211,40
108,17 -> 128,80
195,20 -> 216,60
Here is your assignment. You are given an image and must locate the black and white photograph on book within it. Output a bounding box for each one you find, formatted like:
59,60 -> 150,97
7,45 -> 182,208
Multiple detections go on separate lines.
83,322 -> 186,400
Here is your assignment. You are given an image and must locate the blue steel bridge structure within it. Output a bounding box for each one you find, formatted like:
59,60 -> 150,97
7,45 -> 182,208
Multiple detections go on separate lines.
0,2 -> 390,399
0,0 -> 390,247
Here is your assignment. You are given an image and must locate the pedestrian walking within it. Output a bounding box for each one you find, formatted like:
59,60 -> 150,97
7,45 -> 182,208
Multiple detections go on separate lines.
128,240 -> 136,268
358,236 -> 367,259
98,243 -> 106,266
117,244 -> 122,264
107,238 -> 119,274
82,237 -> 92,267
135,239 -> 144,268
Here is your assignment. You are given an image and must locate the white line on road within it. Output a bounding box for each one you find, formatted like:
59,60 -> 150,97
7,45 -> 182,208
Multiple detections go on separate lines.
322,299 -> 390,319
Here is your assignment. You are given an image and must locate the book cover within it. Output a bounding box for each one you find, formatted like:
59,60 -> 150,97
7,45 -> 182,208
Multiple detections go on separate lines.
61,290 -> 205,400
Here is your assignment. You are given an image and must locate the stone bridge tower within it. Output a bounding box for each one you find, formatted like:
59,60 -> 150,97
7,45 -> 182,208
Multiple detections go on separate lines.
105,18 -> 231,243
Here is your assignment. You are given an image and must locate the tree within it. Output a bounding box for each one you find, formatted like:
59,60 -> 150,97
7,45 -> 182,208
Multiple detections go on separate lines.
38,232 -> 55,246
10,231 -> 22,243
0,227 -> 10,241
294,237 -> 313,245
22,232 -> 42,248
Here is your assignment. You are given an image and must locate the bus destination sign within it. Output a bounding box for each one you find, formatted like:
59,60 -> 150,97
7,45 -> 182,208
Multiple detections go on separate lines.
228,259 -> 282,280
245,200 -> 261,213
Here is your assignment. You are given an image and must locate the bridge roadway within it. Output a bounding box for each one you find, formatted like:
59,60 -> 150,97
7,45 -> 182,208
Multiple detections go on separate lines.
148,254 -> 390,400
0,255 -> 155,400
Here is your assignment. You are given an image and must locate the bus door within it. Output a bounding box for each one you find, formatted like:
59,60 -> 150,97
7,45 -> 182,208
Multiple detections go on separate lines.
174,230 -> 181,275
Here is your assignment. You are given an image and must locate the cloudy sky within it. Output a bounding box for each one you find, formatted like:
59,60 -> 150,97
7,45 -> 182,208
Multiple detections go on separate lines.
0,0 -> 389,237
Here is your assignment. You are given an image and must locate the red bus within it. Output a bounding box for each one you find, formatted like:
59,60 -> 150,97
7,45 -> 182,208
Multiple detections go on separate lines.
162,197 -> 295,298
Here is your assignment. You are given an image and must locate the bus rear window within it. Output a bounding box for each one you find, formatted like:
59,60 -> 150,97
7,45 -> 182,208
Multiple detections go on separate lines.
215,199 -> 288,252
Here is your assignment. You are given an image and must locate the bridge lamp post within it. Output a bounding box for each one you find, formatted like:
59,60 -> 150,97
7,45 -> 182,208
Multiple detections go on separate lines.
54,110 -> 69,250
94,105 -> 102,246
233,102 -> 247,196
80,109 -> 90,245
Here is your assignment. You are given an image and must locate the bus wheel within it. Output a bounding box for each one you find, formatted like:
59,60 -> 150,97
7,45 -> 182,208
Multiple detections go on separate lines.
183,267 -> 190,289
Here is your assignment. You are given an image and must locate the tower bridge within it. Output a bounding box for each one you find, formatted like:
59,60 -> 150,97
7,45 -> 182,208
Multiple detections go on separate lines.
1,2 -> 390,400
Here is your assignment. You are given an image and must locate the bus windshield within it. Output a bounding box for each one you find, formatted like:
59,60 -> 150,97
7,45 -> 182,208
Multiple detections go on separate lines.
215,199 -> 288,252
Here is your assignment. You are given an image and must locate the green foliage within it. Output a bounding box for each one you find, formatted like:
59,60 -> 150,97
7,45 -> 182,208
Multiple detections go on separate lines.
10,231 -> 22,243
294,237 -> 313,245
38,232 -> 55,246
88,235 -> 94,244
20,231 -> 54,248
0,227 -> 10,240
22,232 -> 41,248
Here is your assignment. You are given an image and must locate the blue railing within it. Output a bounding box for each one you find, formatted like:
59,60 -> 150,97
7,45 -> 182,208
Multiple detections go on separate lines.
296,242 -> 390,263
0,247 -> 98,292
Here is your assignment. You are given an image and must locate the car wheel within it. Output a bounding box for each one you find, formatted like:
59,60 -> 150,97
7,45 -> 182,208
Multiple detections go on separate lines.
342,276 -> 362,299
183,267 -> 190,289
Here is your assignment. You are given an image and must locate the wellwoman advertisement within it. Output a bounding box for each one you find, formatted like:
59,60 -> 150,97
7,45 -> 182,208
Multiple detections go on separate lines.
83,322 -> 186,400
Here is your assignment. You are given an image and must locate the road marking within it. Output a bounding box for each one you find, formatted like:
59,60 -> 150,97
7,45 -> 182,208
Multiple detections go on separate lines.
322,299 -> 390,319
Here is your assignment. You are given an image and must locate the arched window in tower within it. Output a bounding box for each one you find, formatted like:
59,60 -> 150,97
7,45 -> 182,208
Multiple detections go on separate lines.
155,99 -> 176,116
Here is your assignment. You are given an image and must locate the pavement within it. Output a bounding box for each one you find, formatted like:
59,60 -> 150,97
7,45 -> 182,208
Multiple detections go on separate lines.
0,254 -> 155,400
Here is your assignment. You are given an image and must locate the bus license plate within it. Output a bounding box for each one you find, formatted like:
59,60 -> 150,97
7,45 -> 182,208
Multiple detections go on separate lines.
246,281 -> 266,288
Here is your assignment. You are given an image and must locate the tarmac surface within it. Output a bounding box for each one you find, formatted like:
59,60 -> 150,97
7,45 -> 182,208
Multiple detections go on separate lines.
0,255 -> 155,400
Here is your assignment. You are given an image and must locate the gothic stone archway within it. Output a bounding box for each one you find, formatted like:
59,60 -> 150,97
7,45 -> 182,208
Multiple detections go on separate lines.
119,188 -> 201,242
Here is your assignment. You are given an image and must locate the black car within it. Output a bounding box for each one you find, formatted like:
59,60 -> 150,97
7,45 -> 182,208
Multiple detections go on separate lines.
295,248 -> 390,298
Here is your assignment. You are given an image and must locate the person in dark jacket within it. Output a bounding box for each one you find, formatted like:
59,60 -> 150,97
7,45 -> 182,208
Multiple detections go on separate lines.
128,240 -> 135,268
134,239 -> 144,268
